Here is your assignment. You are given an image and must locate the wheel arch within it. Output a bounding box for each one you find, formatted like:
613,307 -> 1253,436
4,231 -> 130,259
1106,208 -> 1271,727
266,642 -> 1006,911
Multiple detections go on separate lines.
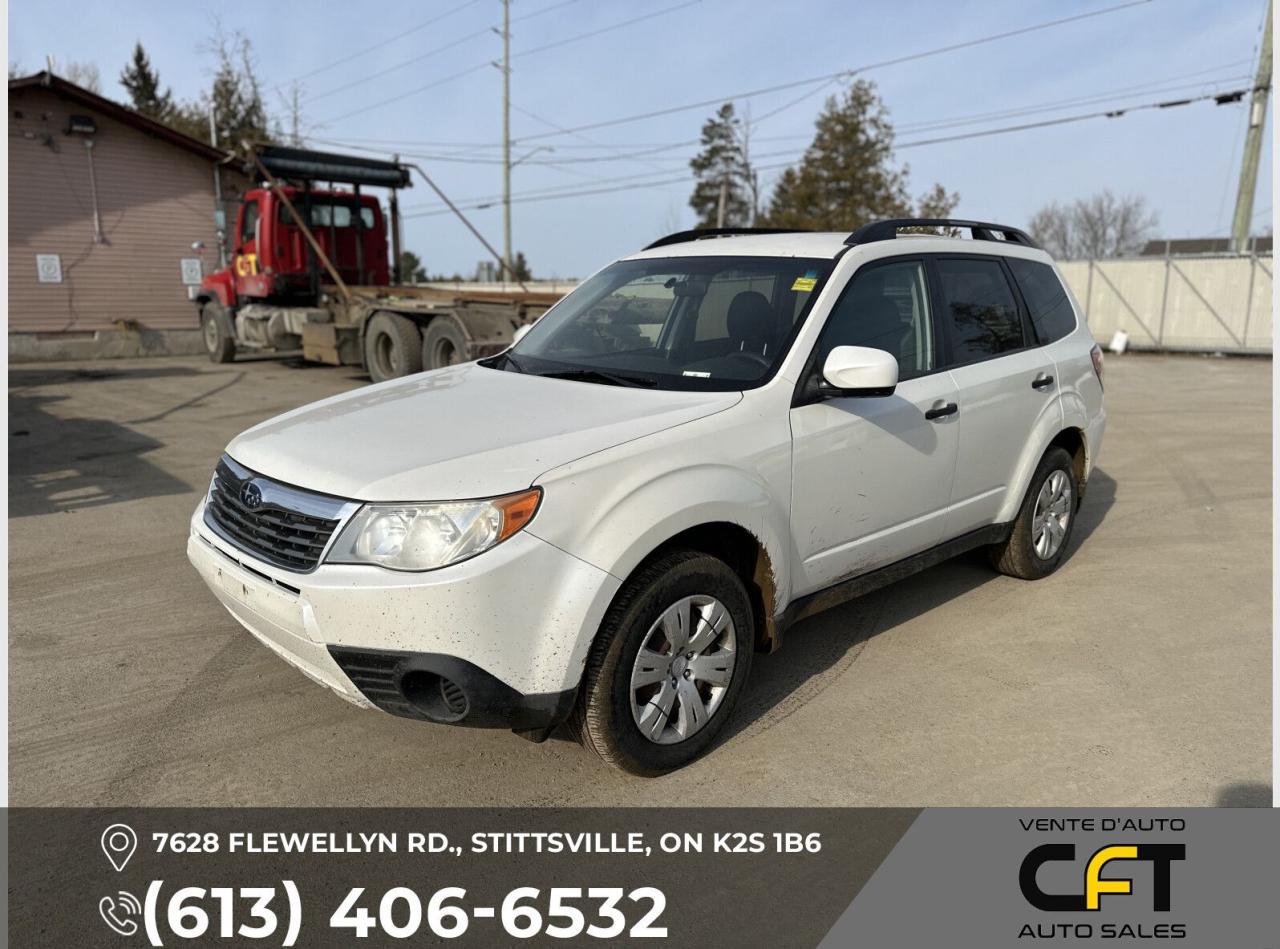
999,420 -> 1091,523
625,521 -> 783,654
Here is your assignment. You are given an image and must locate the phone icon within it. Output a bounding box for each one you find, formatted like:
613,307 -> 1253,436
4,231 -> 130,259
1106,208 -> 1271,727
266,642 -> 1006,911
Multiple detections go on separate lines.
99,891 -> 141,937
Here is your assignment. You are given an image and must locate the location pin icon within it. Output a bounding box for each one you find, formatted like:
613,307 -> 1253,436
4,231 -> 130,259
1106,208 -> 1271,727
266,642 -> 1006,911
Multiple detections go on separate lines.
101,824 -> 138,872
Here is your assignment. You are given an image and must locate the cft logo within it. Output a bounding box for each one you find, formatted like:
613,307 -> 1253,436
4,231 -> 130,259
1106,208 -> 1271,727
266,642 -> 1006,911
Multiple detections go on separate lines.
1019,843 -> 1186,912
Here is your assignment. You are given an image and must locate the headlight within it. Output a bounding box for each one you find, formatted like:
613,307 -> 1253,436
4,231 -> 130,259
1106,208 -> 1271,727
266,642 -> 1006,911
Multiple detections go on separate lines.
327,487 -> 541,571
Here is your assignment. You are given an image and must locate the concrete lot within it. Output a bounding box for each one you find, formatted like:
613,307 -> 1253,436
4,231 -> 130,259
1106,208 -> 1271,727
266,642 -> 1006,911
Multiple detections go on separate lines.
8,353 -> 1272,806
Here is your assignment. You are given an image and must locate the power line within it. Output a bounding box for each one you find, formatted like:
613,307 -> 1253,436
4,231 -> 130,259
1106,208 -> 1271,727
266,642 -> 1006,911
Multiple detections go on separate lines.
511,0 -> 700,59
306,27 -> 494,104
507,0 -> 1155,143
402,83 -> 1251,217
311,59 -> 1251,153
321,0 -> 699,125
893,85 -> 1257,150
289,0 -> 482,85
304,0 -> 583,105
316,72 -> 1250,170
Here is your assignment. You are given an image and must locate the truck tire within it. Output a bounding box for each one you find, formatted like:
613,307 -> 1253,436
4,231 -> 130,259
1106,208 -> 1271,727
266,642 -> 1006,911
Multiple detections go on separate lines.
363,312 -> 423,382
421,318 -> 469,370
571,550 -> 753,776
200,301 -> 236,364
988,446 -> 1079,580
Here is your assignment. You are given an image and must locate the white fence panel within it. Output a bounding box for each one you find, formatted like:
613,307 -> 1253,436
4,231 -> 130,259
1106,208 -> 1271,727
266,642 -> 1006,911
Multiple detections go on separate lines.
1058,255 -> 1272,354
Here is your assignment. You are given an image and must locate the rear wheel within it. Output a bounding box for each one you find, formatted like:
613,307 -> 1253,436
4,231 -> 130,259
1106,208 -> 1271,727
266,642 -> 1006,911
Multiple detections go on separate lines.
200,302 -> 236,363
989,446 -> 1078,580
363,311 -> 423,382
421,318 -> 469,370
572,551 -> 753,775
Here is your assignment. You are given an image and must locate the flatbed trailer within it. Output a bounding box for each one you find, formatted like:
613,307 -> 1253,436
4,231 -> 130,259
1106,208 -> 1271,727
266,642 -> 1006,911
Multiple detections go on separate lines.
297,284 -> 562,373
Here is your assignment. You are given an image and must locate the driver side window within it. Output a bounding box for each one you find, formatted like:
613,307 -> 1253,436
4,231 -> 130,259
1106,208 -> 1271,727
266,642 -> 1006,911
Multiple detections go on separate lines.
238,199 -> 260,249
815,259 -> 935,381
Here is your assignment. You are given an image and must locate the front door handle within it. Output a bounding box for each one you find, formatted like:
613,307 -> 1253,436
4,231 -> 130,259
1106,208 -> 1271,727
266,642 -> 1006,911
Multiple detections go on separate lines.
1031,373 -> 1055,390
925,400 -> 958,421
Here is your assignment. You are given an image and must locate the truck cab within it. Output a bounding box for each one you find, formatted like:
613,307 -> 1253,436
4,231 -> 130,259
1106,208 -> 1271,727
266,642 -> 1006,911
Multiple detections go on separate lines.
203,186 -> 389,309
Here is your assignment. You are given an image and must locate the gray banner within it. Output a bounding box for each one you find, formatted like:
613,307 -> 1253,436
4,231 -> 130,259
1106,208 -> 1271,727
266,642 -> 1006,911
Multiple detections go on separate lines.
9,808 -> 918,947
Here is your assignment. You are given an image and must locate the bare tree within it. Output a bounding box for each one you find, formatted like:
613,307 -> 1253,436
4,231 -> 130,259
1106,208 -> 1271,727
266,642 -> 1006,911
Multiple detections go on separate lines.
1028,190 -> 1157,259
276,80 -> 312,146
1028,202 -> 1074,258
62,60 -> 102,93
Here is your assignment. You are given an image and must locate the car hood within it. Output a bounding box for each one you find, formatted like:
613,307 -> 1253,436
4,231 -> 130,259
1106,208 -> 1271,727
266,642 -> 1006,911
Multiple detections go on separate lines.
226,363 -> 741,501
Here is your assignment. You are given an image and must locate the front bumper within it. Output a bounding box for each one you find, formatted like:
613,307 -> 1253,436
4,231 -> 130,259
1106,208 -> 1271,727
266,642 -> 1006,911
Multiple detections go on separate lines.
187,503 -> 620,733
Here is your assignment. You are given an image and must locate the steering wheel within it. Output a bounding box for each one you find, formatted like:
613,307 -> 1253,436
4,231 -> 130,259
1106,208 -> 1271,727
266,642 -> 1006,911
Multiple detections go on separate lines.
725,351 -> 772,369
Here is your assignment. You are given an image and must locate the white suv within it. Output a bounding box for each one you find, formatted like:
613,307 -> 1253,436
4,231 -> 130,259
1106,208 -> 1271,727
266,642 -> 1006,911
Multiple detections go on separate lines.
188,218 -> 1106,775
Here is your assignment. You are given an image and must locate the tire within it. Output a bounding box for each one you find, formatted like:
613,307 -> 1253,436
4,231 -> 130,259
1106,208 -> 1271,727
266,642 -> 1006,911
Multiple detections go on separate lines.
989,446 -> 1079,580
421,318 -> 469,370
363,311 -> 423,382
200,302 -> 236,364
571,550 -> 754,775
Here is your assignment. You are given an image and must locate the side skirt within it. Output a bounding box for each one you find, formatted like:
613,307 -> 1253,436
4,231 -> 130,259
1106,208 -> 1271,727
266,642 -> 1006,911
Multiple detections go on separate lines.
778,522 -> 1012,631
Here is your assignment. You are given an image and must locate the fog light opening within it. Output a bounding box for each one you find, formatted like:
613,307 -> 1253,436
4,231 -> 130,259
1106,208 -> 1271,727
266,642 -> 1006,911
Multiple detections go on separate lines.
400,670 -> 469,722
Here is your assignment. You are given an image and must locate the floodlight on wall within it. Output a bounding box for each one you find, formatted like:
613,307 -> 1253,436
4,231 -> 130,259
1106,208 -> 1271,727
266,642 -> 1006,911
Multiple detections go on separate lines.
65,114 -> 96,136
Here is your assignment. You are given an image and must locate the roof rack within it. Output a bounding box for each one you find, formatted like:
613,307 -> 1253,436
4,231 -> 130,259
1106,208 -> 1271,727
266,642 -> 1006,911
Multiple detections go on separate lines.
644,227 -> 811,250
845,218 -> 1038,248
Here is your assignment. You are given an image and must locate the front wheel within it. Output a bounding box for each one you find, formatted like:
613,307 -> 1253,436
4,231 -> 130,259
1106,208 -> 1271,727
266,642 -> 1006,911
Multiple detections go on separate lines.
572,551 -> 754,775
200,302 -> 236,363
989,446 -> 1079,580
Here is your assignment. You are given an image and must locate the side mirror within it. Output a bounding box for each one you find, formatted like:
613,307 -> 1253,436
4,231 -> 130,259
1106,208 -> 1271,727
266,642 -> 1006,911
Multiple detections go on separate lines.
821,345 -> 898,396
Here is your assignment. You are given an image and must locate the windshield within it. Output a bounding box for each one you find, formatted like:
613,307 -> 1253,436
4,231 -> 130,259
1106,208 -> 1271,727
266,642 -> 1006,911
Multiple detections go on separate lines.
494,255 -> 835,391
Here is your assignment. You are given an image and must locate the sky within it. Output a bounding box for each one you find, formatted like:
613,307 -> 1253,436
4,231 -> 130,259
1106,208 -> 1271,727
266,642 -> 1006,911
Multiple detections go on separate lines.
8,0 -> 1274,278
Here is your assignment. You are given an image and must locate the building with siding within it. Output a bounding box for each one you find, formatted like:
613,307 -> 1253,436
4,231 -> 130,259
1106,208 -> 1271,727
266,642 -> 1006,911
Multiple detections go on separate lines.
8,71 -> 244,360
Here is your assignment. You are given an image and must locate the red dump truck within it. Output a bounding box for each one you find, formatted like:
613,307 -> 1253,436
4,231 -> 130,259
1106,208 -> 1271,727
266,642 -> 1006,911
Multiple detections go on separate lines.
194,146 -> 562,381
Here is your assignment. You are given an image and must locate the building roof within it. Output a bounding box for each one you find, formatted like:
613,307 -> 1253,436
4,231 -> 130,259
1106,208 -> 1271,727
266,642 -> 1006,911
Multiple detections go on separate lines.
1139,236 -> 1272,255
8,71 -> 229,163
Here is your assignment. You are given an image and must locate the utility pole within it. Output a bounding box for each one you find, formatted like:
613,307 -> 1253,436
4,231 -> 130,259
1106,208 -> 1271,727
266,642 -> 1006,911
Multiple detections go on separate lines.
1231,0 -> 1272,251
501,0 -> 513,282
740,102 -> 757,225
716,179 -> 728,228
209,103 -> 227,268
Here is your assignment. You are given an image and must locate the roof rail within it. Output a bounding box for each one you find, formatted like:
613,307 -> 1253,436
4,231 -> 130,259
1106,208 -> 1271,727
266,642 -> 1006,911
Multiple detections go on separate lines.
644,227 -> 811,250
845,218 -> 1038,248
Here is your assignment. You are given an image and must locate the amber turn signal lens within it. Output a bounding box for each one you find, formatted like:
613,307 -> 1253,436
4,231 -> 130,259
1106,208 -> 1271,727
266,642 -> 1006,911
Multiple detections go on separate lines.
494,487 -> 542,541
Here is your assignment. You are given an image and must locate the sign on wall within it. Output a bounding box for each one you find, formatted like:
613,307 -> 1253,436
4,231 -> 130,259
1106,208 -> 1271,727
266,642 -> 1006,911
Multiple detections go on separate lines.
180,258 -> 203,286
36,254 -> 62,284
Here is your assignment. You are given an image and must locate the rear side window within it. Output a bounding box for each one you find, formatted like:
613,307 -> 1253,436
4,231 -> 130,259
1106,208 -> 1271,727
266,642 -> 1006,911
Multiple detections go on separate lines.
1007,257 -> 1077,344
934,258 -> 1024,363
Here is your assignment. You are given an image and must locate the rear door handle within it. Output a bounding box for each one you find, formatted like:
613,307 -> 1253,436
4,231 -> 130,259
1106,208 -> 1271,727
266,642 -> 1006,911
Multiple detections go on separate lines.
1031,373 -> 1055,390
925,401 -> 958,421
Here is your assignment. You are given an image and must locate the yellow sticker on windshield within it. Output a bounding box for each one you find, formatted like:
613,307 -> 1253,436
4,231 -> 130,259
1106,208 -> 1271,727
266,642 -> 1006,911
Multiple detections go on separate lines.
791,276 -> 817,292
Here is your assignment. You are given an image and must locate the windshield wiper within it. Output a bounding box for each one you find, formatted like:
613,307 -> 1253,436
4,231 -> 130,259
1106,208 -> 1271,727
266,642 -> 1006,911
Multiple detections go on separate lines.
502,351 -> 527,373
535,367 -> 658,388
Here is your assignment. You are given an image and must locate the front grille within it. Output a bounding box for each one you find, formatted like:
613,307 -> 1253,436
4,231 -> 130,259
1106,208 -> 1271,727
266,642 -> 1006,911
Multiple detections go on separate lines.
204,457 -> 346,572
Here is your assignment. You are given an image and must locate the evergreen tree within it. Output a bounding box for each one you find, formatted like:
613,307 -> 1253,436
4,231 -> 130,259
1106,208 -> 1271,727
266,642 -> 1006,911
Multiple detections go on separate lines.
761,82 -> 908,229
119,42 -> 173,120
511,251 -> 532,282
688,103 -> 756,227
760,81 -> 957,230
398,251 -> 428,283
